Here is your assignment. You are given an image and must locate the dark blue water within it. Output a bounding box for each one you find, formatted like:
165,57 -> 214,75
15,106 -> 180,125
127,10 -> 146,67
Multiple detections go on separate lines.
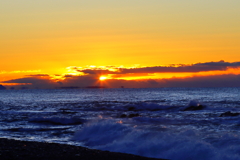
0,88 -> 240,160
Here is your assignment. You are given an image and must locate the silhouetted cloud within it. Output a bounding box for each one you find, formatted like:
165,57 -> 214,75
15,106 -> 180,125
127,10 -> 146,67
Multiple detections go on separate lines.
61,75 -> 100,87
78,61 -> 240,75
3,77 -> 60,89
102,74 -> 240,88
157,74 -> 240,88
0,85 -> 6,90
195,61 -> 240,67
3,73 -> 240,89
2,61 -> 240,89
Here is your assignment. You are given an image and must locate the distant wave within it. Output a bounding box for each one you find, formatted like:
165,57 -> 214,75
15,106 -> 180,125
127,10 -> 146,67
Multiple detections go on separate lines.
5,126 -> 71,132
29,116 -> 86,125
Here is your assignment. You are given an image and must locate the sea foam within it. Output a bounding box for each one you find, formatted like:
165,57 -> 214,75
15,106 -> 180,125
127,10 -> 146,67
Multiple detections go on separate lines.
73,119 -> 240,160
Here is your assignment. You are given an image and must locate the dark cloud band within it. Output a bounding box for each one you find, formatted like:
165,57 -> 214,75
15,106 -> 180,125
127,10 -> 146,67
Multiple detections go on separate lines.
78,61 -> 240,75
1,61 -> 240,89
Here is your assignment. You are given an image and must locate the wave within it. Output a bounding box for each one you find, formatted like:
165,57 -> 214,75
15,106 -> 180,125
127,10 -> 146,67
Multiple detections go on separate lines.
29,116 -> 86,125
182,100 -> 207,111
83,100 -> 210,112
72,120 -> 240,160
0,101 -> 4,106
108,102 -> 179,112
5,126 -> 71,132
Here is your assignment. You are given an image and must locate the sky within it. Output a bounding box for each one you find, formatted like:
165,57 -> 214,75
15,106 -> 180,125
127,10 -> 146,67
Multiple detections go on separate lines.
0,0 -> 240,89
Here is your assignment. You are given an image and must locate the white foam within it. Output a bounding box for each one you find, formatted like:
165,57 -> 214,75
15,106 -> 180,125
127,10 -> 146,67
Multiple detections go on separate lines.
73,120 -> 240,160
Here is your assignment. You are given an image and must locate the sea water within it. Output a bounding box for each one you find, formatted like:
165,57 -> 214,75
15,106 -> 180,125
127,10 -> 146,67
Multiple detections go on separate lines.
0,88 -> 240,160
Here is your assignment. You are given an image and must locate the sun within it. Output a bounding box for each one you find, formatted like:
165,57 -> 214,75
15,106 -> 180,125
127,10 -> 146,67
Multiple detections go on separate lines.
99,76 -> 107,81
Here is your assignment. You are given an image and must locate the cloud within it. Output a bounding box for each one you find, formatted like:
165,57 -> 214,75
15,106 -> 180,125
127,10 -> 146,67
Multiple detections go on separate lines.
26,74 -> 50,77
3,77 -> 60,89
195,60 -> 240,67
61,74 -> 100,87
0,70 -> 41,74
79,69 -> 114,75
3,73 -> 240,89
102,74 -> 240,88
158,74 -> 240,88
2,74 -> 101,89
77,61 -> 240,75
2,61 -> 240,89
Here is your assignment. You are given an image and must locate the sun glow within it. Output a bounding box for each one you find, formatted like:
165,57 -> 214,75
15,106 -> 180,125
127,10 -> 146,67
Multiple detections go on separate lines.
99,76 -> 107,81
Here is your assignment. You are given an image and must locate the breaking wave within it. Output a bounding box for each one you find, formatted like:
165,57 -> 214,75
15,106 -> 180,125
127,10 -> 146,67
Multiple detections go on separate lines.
73,120 -> 240,160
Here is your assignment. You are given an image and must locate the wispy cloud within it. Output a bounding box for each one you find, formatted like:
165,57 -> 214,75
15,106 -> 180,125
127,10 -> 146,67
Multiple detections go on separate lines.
0,70 -> 41,74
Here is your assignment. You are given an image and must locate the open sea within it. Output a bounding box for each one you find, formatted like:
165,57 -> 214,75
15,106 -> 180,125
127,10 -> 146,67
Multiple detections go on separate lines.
1,88 -> 240,160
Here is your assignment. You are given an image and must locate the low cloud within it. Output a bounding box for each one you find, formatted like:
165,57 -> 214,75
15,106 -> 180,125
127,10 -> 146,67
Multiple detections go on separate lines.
98,74 -> 240,88
3,77 -> 60,89
2,61 -> 240,89
3,73 -> 240,89
2,74 -> 101,89
78,61 -> 240,75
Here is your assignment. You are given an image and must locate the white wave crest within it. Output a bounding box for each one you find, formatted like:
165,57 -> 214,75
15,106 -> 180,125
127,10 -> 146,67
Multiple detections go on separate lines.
72,120 -> 240,160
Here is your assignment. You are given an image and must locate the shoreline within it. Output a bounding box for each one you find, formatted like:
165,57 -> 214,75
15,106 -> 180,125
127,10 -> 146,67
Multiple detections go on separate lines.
0,138 -> 166,160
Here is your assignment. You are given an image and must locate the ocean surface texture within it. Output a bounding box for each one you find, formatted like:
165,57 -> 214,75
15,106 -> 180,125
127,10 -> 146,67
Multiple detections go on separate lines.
0,88 -> 240,160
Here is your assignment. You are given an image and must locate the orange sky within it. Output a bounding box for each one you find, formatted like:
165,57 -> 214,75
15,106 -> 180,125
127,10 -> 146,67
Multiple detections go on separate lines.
0,1 -> 240,89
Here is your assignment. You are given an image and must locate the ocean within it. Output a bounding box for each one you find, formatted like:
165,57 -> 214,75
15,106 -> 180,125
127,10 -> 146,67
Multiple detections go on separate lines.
0,88 -> 240,160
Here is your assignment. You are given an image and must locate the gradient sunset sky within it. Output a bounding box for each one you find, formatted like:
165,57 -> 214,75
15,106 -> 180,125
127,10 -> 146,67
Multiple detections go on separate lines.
1,0 -> 240,89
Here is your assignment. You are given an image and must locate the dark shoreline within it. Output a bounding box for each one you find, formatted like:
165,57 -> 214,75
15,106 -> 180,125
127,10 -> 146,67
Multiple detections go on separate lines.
0,138 -> 166,160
